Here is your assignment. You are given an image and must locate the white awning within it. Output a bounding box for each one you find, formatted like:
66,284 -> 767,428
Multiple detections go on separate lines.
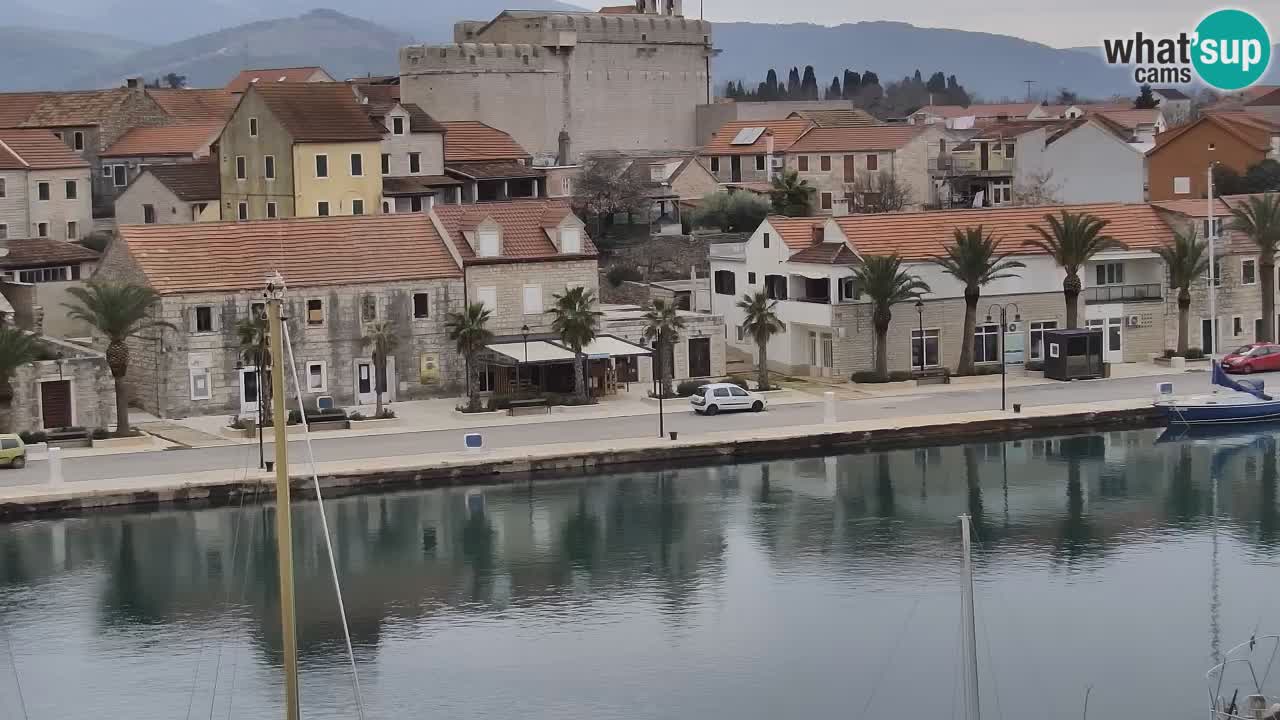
486,341 -> 576,363
580,336 -> 653,359
790,270 -> 831,280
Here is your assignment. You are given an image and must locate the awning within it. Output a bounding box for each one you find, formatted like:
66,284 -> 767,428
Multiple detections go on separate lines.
581,336 -> 653,360
485,341 -> 576,363
790,270 -> 831,280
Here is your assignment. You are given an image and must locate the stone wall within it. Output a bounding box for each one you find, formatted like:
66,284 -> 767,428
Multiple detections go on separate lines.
464,259 -> 599,336
11,349 -> 115,431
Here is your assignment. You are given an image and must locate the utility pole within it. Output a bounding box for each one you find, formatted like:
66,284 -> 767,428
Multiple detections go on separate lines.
1023,80 -> 1035,102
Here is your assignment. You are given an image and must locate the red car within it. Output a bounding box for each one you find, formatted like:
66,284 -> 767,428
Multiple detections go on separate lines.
1222,343 -> 1280,373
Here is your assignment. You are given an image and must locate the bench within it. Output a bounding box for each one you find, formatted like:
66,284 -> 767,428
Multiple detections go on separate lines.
508,398 -> 550,416
913,369 -> 951,386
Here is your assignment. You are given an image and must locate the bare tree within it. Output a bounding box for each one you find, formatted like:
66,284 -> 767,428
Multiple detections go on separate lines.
1011,170 -> 1063,207
571,157 -> 651,240
848,171 -> 911,214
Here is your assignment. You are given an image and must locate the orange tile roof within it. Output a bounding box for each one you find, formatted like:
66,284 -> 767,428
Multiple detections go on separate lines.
441,121 -> 530,162
117,214 -> 462,295
702,119 -> 814,156
101,120 -> 224,158
146,88 -> 239,120
764,215 -> 827,250
226,67 -> 331,93
1153,112 -> 1278,154
1151,198 -> 1232,218
0,93 -> 49,128
0,129 -> 89,169
787,125 -> 925,153
19,89 -> 133,129
787,109 -> 880,128
915,103 -> 1039,119
971,120 -> 1064,140
251,83 -> 384,143
433,199 -> 597,262
831,203 -> 1172,262
1097,109 -> 1162,129
598,4 -> 640,12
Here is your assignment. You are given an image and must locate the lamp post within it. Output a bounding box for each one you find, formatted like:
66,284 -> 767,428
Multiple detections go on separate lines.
915,299 -> 925,371
520,324 -> 530,393
652,340 -> 664,439
1207,160 -> 1219,357
986,302 -> 1021,412
235,358 -> 266,470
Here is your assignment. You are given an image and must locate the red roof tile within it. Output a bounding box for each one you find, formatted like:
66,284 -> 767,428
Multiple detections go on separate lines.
764,215 -> 827,250
915,103 -> 1039,119
0,93 -> 49,128
1151,198 -> 1232,218
0,129 -> 89,169
433,199 -> 597,262
702,119 -> 813,156
789,242 -> 858,264
101,120 -> 224,158
441,121 -> 530,162
787,109 -> 881,128
251,83 -> 384,143
598,4 -> 641,13
18,89 -> 133,129
787,125 -> 925,153
145,88 -> 239,120
226,67 -> 332,93
1097,109 -> 1163,130
0,237 -> 98,269
146,162 -> 220,201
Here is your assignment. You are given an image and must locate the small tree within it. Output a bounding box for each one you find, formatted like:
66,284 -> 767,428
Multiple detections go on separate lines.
361,321 -> 400,418
851,255 -> 930,380
1230,194 -> 1280,342
0,326 -> 41,434
446,302 -> 494,411
1155,227 -> 1210,356
1134,84 -> 1158,109
571,157 -> 650,239
737,290 -> 784,390
162,73 -> 187,89
769,169 -> 816,216
931,227 -> 1026,375
1025,210 -> 1124,328
547,286 -> 602,399
692,191 -> 770,232
642,298 -> 685,398
850,171 -> 911,213
64,281 -> 173,436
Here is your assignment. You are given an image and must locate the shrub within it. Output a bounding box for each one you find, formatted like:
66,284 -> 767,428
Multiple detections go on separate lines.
725,375 -> 751,390
1162,348 -> 1178,359
1186,347 -> 1206,360
18,430 -> 47,445
606,265 -> 642,287
675,379 -> 706,397
228,415 -> 257,430
691,191 -> 770,233
91,427 -> 111,440
851,370 -> 915,383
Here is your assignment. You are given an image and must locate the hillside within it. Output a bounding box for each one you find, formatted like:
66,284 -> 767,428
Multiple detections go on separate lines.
0,26 -> 148,91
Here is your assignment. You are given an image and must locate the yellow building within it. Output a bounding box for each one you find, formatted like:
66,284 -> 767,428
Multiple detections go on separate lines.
292,141 -> 383,217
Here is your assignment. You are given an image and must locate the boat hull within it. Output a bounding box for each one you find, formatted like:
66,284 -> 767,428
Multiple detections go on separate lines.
1158,399 -> 1280,425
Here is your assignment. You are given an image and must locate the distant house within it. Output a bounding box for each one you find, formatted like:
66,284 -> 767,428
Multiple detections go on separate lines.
0,129 -> 93,242
1245,87 -> 1280,125
783,124 -> 948,213
351,82 -> 459,211
908,103 -> 1041,128
1036,116 -> 1149,203
700,118 -> 813,188
114,162 -> 221,225
1147,113 -> 1280,200
1151,88 -> 1193,125
225,67 -> 335,94
936,121 -> 1058,207
99,120 -> 225,199
578,150 -> 719,231
441,121 -> 546,203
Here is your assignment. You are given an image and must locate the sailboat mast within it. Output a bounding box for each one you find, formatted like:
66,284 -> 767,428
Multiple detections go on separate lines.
1208,163 -> 1218,358
269,290 -> 301,720
960,514 -> 981,720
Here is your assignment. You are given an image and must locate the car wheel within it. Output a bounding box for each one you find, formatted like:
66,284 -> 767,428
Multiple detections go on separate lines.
1241,364 -> 1253,374
705,404 -> 719,416
11,456 -> 25,469
752,401 -> 764,412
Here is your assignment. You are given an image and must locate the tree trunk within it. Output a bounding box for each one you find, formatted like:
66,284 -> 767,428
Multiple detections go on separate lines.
957,287 -> 978,375
1063,272 -> 1082,329
114,376 -> 130,436
1263,259 -> 1276,343
1177,290 -> 1191,356
106,340 -> 130,435
466,355 -> 480,410
0,377 -> 13,434
661,341 -> 673,397
574,353 -> 587,399
374,355 -> 385,418
757,337 -> 769,391
873,307 -> 891,380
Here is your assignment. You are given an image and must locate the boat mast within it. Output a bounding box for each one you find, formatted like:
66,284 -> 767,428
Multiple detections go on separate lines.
268,284 -> 301,720
960,514 -> 981,720
1208,163 -> 1218,359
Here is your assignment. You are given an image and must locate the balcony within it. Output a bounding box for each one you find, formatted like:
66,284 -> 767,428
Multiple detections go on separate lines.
777,298 -> 833,327
710,242 -> 746,261
1083,283 -> 1163,304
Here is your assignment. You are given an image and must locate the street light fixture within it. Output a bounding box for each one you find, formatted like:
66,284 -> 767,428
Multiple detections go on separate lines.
986,302 -> 1022,412
235,358 -> 266,469
520,324 -> 530,393
652,340 -> 665,439
914,300 -> 925,372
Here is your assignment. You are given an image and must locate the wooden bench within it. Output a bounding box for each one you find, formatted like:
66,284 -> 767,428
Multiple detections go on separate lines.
913,369 -> 951,386
508,398 -> 550,416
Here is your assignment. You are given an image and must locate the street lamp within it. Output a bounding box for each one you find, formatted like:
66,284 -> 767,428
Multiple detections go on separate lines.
986,302 -> 1022,412
520,324 -> 530,393
652,339 -> 665,439
914,300 -> 925,372
235,358 -> 266,469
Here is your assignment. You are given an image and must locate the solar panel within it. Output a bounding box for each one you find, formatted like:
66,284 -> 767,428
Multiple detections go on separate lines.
730,127 -> 766,145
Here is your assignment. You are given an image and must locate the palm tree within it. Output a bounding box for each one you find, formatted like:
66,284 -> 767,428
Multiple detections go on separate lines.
547,286 -> 603,399
1155,227 -> 1210,356
64,281 -> 172,436
737,290 -> 784,390
1230,194 -> 1280,342
361,321 -> 400,418
234,314 -> 271,424
0,326 -> 41,434
446,302 -> 494,411
851,254 -> 930,380
931,226 -> 1026,375
641,298 -> 686,398
1025,210 -> 1124,328
769,169 -> 816,217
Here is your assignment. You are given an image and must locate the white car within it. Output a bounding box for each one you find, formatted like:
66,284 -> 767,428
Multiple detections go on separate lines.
690,382 -> 767,415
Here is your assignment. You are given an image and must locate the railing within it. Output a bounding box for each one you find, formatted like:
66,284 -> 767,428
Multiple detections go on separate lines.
949,153 -> 1015,174
709,242 -> 746,260
1083,283 -> 1163,303
790,296 -> 831,305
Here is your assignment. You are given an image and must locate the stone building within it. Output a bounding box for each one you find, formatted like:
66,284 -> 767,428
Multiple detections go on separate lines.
8,335 -> 115,432
99,120 -> 224,202
98,213 -> 466,418
350,83 -> 458,211
783,124 -> 946,213
114,162 -> 221,225
441,121 -> 547,202
0,129 -> 93,241
399,1 -> 713,164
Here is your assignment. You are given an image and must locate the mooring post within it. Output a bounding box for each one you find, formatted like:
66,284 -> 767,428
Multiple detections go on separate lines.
824,391 -> 836,424
47,446 -> 63,486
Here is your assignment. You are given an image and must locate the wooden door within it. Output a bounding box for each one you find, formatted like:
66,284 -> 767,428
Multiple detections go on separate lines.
730,156 -> 742,182
979,142 -> 989,171
688,337 -> 711,378
41,380 -> 72,429
844,155 -> 856,183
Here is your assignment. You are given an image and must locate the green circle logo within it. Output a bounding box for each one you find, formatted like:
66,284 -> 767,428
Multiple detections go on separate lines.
1192,9 -> 1271,91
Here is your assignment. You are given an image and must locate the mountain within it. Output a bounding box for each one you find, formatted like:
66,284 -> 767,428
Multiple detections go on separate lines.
64,9 -> 410,90
0,26 -> 148,91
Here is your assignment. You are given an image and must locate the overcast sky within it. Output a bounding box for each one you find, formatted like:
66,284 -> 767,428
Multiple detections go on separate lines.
568,1 -> 1277,49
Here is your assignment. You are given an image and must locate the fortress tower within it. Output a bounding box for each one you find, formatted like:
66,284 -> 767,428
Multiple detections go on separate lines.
399,4 -> 713,164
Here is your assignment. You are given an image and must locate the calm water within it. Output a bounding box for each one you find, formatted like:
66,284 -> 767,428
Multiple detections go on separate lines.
3,429 -> 1280,720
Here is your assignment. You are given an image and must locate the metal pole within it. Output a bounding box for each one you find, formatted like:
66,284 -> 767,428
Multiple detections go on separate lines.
1000,308 -> 1007,411
960,514 -> 981,720
658,341 -> 666,439
257,348 -> 265,470
918,306 -> 925,371
1208,163 -> 1218,356
268,296 -> 299,720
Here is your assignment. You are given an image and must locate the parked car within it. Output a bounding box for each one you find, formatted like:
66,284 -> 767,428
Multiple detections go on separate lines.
1222,343 -> 1280,374
0,434 -> 26,468
690,382 -> 767,415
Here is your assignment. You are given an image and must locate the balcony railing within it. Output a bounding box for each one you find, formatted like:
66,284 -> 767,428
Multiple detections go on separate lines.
1083,283 -> 1163,304
709,242 -> 746,260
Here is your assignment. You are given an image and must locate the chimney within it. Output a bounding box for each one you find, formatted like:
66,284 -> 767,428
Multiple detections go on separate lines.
124,76 -> 143,89
765,130 -> 775,182
557,129 -> 572,165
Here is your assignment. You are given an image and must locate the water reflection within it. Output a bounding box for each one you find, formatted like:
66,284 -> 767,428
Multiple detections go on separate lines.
3,428 -> 1280,719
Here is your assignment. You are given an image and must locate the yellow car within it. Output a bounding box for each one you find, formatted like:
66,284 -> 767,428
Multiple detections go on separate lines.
0,434 -> 26,469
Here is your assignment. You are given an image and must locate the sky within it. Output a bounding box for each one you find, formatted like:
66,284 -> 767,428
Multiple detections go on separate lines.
567,0 -> 1277,50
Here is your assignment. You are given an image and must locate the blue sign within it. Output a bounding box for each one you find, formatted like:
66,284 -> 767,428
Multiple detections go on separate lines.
464,433 -> 484,449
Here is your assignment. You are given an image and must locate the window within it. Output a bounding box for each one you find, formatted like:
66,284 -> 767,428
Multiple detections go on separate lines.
235,155 -> 246,180
413,292 -> 430,319
17,266 -> 70,283
66,221 -> 77,239
1005,143 -> 1015,158
736,325 -> 745,342
1233,316 -> 1244,337
974,323 -> 1000,364
381,153 -> 390,175
478,228 -> 500,257
821,192 -> 833,210
36,222 -> 48,237
714,270 -> 736,295
764,274 -> 787,300
866,154 -> 878,171
410,196 -> 423,212
382,201 -> 391,213
1029,321 -> 1057,361
315,154 -> 328,178
264,155 -> 275,180
250,302 -> 266,319
249,117 -> 258,137
37,182 -> 49,201
710,157 -> 720,173
73,131 -> 84,151
237,202 -> 248,221
1242,259 -> 1257,285
762,232 -> 770,249
103,166 -> 112,178
64,180 -> 77,199
307,298 -> 324,326
476,286 -> 497,311
822,333 -> 834,368
820,155 -> 831,171
190,368 -> 211,401
838,276 -> 857,302
408,152 -> 421,174
1206,257 -> 1223,287
1203,218 -> 1224,237
266,202 -> 277,219
306,362 -> 327,392
748,271 -> 757,284
143,204 -> 156,224
1095,262 -> 1125,285
561,176 -> 573,195
112,164 -> 126,187
0,224 -> 6,240
798,155 -> 809,172
0,178 -> 5,197
1174,176 -> 1191,194
350,153 -> 363,177
522,284 -> 542,315
360,295 -> 377,322
317,201 -> 329,217
194,305 -> 214,333
911,328 -> 940,368
351,199 -> 364,215
392,116 -> 405,135
755,155 -> 765,171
